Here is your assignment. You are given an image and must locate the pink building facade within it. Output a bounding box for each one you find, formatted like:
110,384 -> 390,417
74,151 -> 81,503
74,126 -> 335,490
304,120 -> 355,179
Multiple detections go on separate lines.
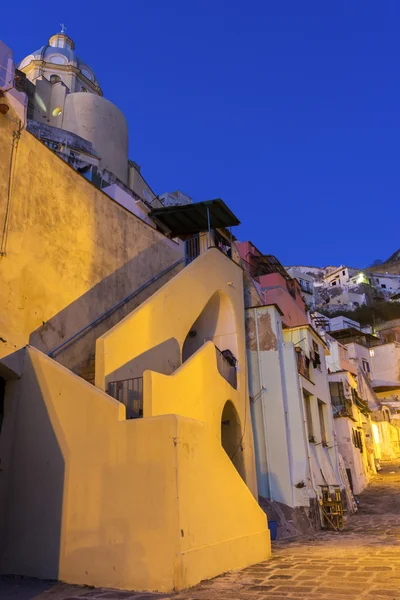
237,241 -> 308,328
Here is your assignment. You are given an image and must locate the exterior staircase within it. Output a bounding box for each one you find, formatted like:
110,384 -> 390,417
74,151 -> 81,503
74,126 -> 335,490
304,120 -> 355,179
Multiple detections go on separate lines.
77,356 -> 96,385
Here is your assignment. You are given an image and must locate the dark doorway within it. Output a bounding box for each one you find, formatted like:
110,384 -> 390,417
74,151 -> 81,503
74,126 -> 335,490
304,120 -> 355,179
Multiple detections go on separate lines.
221,400 -> 245,481
346,468 -> 354,493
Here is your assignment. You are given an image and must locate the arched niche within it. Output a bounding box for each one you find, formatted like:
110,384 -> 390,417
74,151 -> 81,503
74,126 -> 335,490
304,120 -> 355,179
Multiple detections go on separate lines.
182,290 -> 238,364
221,400 -> 245,480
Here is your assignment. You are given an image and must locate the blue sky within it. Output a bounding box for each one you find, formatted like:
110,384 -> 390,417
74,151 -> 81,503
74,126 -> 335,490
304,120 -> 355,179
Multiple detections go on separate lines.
3,1 -> 400,267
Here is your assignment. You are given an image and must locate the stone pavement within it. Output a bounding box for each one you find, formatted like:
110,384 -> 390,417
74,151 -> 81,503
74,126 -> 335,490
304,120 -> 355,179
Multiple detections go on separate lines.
2,460 -> 400,600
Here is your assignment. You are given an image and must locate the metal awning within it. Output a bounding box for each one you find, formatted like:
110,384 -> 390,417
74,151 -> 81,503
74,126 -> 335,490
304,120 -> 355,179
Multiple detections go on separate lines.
371,379 -> 400,392
149,199 -> 240,237
253,254 -> 291,279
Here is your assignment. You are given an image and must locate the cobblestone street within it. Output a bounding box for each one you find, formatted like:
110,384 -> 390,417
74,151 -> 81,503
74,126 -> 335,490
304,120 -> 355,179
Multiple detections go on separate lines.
2,460 -> 400,600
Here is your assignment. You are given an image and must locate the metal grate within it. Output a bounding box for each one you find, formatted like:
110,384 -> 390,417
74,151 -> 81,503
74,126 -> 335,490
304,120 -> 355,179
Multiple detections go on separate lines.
184,234 -> 203,265
184,232 -> 232,266
252,254 -> 291,280
108,377 -> 143,419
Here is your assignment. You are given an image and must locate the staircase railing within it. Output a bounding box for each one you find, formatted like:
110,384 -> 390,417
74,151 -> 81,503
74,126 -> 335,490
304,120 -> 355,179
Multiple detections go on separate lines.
48,258 -> 184,358
108,377 -> 143,419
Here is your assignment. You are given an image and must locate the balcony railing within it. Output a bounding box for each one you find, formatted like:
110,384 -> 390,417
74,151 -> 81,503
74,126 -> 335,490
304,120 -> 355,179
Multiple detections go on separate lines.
184,232 -> 232,266
184,235 -> 200,265
351,389 -> 370,415
108,377 -> 143,419
331,395 -> 354,419
215,346 -> 237,389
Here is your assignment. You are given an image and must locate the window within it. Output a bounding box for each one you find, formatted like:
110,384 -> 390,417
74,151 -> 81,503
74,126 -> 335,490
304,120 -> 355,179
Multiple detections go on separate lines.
81,67 -> 93,81
382,284 -> 387,289
299,279 -> 312,294
81,86 -> 88,92
50,74 -> 61,84
303,392 -> 314,442
368,278 -> 372,285
331,281 -> 337,286
329,381 -> 350,417
318,400 -> 327,445
312,340 -> 322,370
49,55 -> 67,64
342,270 -> 346,276
362,359 -> 370,374
353,429 -> 363,452
330,381 -> 345,400
296,348 -> 311,379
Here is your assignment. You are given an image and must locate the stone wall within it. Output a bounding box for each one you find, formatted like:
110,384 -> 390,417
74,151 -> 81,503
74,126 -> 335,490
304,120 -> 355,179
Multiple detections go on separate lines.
0,105 -> 183,374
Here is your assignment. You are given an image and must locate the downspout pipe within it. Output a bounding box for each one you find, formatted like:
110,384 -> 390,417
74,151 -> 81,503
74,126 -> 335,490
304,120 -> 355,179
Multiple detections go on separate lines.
279,340 -> 295,506
254,307 -> 273,500
297,373 -> 324,526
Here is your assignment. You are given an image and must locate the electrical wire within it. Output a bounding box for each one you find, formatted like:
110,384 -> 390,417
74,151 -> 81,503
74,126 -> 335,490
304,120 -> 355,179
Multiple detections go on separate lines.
0,123 -> 22,257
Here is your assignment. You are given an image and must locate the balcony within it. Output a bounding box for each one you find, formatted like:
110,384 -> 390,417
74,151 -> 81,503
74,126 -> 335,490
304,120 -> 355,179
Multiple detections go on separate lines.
107,344 -> 238,418
184,231 -> 233,266
331,395 -> 354,419
351,388 -> 370,416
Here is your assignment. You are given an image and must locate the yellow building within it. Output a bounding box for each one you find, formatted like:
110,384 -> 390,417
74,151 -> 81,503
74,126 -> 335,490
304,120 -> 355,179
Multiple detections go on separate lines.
0,43 -> 270,592
0,250 -> 271,592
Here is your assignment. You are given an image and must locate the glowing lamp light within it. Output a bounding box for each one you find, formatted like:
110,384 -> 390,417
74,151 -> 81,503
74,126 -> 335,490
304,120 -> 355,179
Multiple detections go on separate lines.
372,422 -> 380,445
52,107 -> 62,116
35,94 -> 47,112
356,273 -> 364,284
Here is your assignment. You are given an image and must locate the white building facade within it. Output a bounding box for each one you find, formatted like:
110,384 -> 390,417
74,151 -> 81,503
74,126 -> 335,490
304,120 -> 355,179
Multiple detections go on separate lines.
286,268 -> 316,308
246,305 -> 343,524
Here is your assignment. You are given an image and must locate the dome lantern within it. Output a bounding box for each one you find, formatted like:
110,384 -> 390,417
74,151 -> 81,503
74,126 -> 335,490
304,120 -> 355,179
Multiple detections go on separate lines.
18,29 -> 102,96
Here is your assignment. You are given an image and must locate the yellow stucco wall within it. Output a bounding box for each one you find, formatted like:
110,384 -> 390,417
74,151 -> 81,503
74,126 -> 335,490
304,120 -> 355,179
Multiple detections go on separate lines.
96,248 -> 258,497
0,110 -> 182,372
0,345 -> 270,592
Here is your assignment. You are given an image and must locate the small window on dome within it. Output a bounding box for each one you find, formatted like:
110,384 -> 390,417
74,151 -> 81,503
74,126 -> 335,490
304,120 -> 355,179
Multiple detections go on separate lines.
81,67 -> 93,81
81,86 -> 88,92
50,75 -> 61,84
50,55 -> 67,65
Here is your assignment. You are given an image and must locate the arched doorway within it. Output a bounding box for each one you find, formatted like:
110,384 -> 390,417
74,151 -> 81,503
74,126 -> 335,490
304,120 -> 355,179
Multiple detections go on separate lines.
221,401 -> 245,481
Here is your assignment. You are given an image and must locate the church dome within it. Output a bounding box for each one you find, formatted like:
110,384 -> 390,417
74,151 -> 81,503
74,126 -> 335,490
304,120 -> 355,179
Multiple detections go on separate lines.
18,31 -> 101,93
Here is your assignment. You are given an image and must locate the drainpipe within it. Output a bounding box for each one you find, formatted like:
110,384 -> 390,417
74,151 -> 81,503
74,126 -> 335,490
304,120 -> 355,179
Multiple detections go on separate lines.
254,308 -> 273,500
278,340 -> 295,506
298,376 -> 324,526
